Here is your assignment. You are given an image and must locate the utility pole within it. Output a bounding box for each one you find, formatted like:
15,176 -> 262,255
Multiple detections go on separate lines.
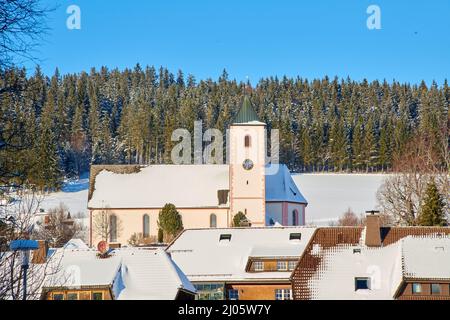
10,240 -> 39,300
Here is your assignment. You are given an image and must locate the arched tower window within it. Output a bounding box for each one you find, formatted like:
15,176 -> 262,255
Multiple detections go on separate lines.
143,214 -> 150,238
292,210 -> 299,226
110,215 -> 117,242
210,214 -> 217,228
244,135 -> 251,148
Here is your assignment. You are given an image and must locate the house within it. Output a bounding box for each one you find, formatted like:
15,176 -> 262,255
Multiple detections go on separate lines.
166,226 -> 316,300
291,215 -> 450,300
87,97 -> 307,246
40,243 -> 196,300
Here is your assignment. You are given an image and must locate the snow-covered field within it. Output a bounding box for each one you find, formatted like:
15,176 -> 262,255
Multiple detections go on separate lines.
39,172 -> 390,228
40,173 -> 89,217
293,173 -> 390,225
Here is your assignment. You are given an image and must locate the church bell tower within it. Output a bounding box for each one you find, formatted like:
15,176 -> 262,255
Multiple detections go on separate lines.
229,96 -> 266,226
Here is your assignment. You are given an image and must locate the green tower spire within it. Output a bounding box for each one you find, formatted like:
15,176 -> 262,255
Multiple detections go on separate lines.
233,96 -> 261,124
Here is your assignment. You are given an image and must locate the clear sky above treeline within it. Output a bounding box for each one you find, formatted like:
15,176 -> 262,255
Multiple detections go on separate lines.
34,0 -> 450,85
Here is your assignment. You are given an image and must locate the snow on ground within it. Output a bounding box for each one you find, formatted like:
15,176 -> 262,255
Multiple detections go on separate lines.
293,173 -> 390,226
40,173 -> 89,217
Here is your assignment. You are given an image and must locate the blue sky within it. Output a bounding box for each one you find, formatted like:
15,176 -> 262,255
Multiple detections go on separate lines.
33,0 -> 450,84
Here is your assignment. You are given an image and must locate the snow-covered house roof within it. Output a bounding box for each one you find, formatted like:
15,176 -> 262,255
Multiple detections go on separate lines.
43,247 -> 195,300
88,163 -> 307,209
166,227 -> 316,282
45,249 -> 121,288
292,226 -> 450,300
401,236 -> 450,281
305,241 -> 404,300
265,164 -> 307,204
63,239 -> 89,250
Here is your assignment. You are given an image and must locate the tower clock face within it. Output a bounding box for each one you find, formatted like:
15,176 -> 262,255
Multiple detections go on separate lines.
242,159 -> 254,170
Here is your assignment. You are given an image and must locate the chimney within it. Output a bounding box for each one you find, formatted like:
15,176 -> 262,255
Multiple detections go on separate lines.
32,240 -> 49,264
365,212 -> 382,247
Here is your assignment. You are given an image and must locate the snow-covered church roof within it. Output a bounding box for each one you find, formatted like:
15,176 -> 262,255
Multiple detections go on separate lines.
88,165 -> 230,209
265,164 -> 308,204
88,163 -> 307,209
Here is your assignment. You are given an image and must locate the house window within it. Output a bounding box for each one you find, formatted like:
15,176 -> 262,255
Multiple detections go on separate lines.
277,261 -> 288,271
210,214 -> 217,228
292,210 -> 298,226
275,289 -> 292,300
355,277 -> 371,290
92,292 -> 103,300
194,283 -> 225,300
244,135 -> 251,148
412,283 -> 422,294
143,214 -> 150,238
110,215 -> 117,242
431,284 -> 441,295
67,293 -> 78,300
228,289 -> 239,300
254,261 -> 264,271
52,293 -> 64,300
288,261 -> 297,271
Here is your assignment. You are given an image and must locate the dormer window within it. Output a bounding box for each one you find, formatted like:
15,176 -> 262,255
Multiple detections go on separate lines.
244,135 -> 251,148
217,190 -> 229,206
219,234 -> 232,242
289,233 -> 301,241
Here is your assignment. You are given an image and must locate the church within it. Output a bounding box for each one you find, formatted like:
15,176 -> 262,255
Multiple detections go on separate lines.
87,97 -> 308,246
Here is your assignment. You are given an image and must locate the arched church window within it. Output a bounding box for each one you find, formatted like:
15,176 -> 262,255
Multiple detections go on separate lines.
292,210 -> 299,226
244,135 -> 251,148
143,214 -> 150,238
110,215 -> 117,242
210,214 -> 217,228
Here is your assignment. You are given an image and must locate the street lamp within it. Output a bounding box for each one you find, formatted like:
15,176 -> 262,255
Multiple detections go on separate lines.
10,239 -> 39,300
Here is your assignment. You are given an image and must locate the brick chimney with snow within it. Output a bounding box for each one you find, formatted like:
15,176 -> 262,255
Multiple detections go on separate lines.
365,213 -> 382,247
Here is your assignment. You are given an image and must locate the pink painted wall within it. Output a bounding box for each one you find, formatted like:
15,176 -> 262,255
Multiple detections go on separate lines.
90,208 -> 229,246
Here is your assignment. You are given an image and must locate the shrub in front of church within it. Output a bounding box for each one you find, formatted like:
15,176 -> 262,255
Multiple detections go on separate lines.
232,211 -> 248,227
127,233 -> 157,246
158,203 -> 183,241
